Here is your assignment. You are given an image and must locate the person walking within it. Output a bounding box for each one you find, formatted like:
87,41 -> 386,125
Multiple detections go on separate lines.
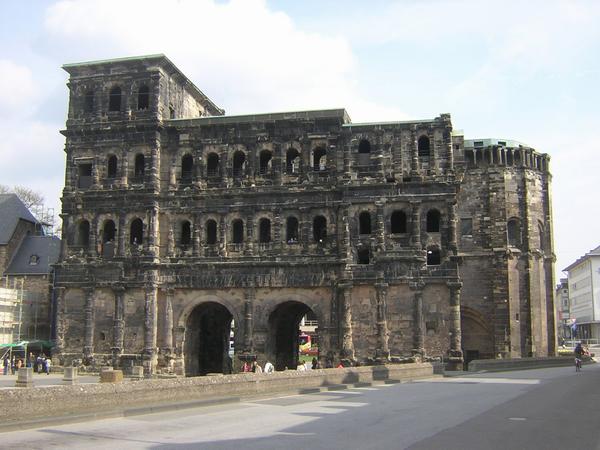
44,357 -> 51,375
263,360 -> 274,373
311,357 -> 320,370
252,361 -> 262,373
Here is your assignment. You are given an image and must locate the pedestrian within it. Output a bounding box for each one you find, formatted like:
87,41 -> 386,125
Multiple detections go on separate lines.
252,361 -> 262,373
337,361 -> 344,369
2,355 -> 8,375
44,357 -> 51,375
264,360 -> 274,373
297,361 -> 307,371
41,355 -> 47,374
241,361 -> 251,372
311,357 -> 319,370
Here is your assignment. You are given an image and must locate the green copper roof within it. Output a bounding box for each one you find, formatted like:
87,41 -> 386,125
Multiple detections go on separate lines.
62,54 -> 167,69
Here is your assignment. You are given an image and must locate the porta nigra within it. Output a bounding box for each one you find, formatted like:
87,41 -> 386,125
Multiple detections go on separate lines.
53,55 -> 556,375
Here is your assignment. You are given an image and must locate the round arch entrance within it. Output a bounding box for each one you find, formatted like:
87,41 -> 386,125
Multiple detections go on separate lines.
184,302 -> 233,376
461,307 -> 494,364
267,301 -> 318,371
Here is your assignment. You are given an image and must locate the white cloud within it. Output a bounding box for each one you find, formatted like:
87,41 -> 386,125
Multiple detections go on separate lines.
0,60 -> 38,119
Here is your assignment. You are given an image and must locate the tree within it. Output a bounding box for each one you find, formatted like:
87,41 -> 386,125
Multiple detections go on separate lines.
0,184 -> 45,210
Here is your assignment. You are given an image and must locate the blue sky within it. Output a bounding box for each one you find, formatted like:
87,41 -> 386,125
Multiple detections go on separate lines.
1,0 -> 599,276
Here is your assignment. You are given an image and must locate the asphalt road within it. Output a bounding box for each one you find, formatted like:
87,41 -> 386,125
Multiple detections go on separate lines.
1,364 -> 599,449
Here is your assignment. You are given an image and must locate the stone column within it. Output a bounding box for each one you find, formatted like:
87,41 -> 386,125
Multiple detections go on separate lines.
375,201 -> 385,253
117,213 -> 126,257
245,212 -> 254,255
83,286 -> 95,362
343,142 -> 351,182
64,147 -> 74,192
169,155 -> 177,190
301,207 -> 311,253
446,124 -> 454,172
53,287 -> 66,357
120,149 -> 129,188
338,281 -> 355,361
447,281 -> 463,369
411,283 -> 425,357
90,216 -> 98,257
148,202 -> 159,257
92,157 -> 100,188
219,214 -> 226,256
172,325 -> 186,376
375,279 -> 390,360
243,287 -> 255,353
149,143 -> 160,192
111,285 -> 125,367
410,202 -> 421,249
167,222 -> 175,257
162,287 -> 174,353
193,216 -> 201,257
59,214 -> 69,260
410,127 -> 420,177
448,200 -> 458,255
143,272 -> 159,375
340,207 -> 352,264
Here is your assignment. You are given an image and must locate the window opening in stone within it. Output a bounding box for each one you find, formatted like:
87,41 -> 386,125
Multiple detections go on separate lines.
507,218 -> 521,247
78,163 -> 93,189
232,219 -> 244,244
76,220 -> 90,248
267,301 -> 318,371
134,154 -> 145,179
206,219 -> 217,245
169,105 -> 175,119
100,332 -> 106,341
286,216 -> 299,244
514,150 -> 521,165
101,220 -> 116,257
184,302 -> 234,376
259,218 -> 271,243
537,222 -> 544,250
286,148 -> 300,174
259,150 -> 272,175
207,153 -> 219,177
465,150 -> 475,167
313,216 -> 327,243
84,91 -> 94,113
137,85 -> 149,110
391,210 -> 407,234
313,147 -> 327,171
358,139 -> 371,154
107,155 -> 118,179
130,218 -> 144,246
181,154 -> 193,183
484,150 -> 492,164
461,218 -> 473,236
427,247 -> 441,265
506,149 -> 514,166
357,248 -> 370,264
232,151 -> 246,178
180,220 -> 192,248
475,150 -> 483,165
418,136 -> 430,158
359,211 -> 372,235
109,86 -> 122,112
426,209 -> 441,232
29,255 -> 39,265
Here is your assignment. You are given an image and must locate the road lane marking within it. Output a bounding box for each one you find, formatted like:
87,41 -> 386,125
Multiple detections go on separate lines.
415,377 -> 540,385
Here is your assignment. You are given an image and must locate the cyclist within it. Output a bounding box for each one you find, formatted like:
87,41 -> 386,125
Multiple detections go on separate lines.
574,342 -> 584,372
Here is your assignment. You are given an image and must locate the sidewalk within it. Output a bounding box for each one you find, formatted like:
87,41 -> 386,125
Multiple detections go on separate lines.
0,372 -> 99,389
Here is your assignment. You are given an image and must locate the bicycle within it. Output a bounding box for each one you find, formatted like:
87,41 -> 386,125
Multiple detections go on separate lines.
575,357 -> 582,372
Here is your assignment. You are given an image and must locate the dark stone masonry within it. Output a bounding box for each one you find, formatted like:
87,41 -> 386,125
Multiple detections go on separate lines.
53,54 -> 556,375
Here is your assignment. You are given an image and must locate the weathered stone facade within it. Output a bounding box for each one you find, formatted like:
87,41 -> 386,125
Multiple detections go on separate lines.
54,55 -> 556,375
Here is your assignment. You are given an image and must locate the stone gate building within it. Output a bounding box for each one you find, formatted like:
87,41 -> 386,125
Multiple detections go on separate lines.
53,54 -> 556,375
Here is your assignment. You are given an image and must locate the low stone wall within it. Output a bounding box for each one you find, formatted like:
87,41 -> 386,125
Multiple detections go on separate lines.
468,356 -> 594,372
0,363 -> 433,426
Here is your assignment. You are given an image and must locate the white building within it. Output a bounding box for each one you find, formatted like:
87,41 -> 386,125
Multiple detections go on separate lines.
564,245 -> 600,340
555,278 -> 569,340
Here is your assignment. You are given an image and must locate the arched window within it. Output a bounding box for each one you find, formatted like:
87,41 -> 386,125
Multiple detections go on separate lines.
84,91 -> 94,113
232,219 -> 244,244
137,85 -> 149,110
427,247 -> 441,265
286,216 -> 299,243
130,219 -> 144,246
313,147 -> 327,171
180,220 -> 192,248
390,211 -> 407,234
76,220 -> 90,247
233,151 -> 246,178
359,211 -> 372,235
207,153 -> 219,177
537,222 -> 545,250
206,219 -> 217,245
107,155 -> 118,179
134,154 -> 145,178
313,216 -> 327,243
507,218 -> 521,247
109,86 -> 122,112
357,248 -> 370,264
259,150 -> 272,175
286,148 -> 300,174
426,209 -> 441,232
181,154 -> 193,182
418,136 -> 430,158
358,139 -> 371,154
259,218 -> 271,243
102,220 -> 116,243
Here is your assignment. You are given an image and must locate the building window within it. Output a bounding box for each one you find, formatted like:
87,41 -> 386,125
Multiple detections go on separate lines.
507,218 -> 521,247
418,136 -> 430,158
359,211 -> 372,235
130,218 -> 144,246
137,85 -> 149,110
232,219 -> 244,244
101,220 -> 116,257
206,220 -> 217,245
233,151 -> 246,178
29,254 -> 40,265
313,147 -> 327,171
460,218 -> 473,236
109,86 -> 122,112
313,216 -> 327,243
259,150 -> 272,175
358,139 -> 371,154
84,90 -> 94,113
207,153 -> 219,177
427,247 -> 441,265
76,220 -> 90,247
357,248 -> 370,264
259,218 -> 271,243
134,154 -> 145,178
181,154 -> 194,183
180,221 -> 192,248
286,148 -> 300,174
286,216 -> 299,243
426,209 -> 441,232
78,163 -> 93,189
107,155 -> 118,179
390,211 -> 407,234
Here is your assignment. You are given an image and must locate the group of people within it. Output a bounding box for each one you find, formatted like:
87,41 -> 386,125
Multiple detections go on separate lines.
2,352 -> 52,375
241,357 -> 325,373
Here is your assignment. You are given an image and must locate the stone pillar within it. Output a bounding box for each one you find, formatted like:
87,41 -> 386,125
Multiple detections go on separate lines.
446,124 -> 454,172
343,142 -> 351,182
162,287 -> 174,352
301,207 -> 311,253
447,281 -> 464,370
90,216 -> 98,257
338,281 -> 355,361
375,201 -> 385,253
53,287 -> 66,357
111,285 -> 125,367
243,287 -> 255,353
410,202 -> 421,249
83,286 -> 95,361
149,143 -> 161,192
173,325 -> 186,376
167,222 -> 175,257
117,213 -> 126,257
148,202 -> 159,257
375,279 -> 390,360
411,284 -> 425,357
245,212 -> 254,255
193,216 -> 201,257
92,157 -> 100,188
340,207 -> 352,264
59,214 -> 69,260
410,127 -> 420,177
120,149 -> 129,188
219,214 -> 226,256
64,147 -> 74,192
169,154 -> 177,190
143,273 -> 158,375
448,200 -> 458,255
273,208 -> 282,248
